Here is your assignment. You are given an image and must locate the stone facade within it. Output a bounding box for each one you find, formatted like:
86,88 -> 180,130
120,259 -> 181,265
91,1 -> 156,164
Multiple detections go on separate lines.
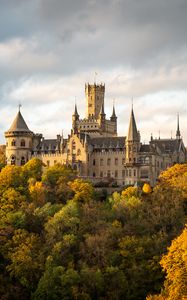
4,83 -> 187,186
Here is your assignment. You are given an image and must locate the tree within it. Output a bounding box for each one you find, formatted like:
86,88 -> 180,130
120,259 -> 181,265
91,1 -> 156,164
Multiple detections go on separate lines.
159,226 -> 187,300
69,179 -> 94,203
5,229 -> 44,291
42,164 -> 76,203
0,144 -> 6,170
22,158 -> 43,181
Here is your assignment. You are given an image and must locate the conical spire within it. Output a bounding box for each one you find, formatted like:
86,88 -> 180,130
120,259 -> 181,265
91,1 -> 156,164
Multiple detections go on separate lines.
8,110 -> 31,132
111,103 -> 117,121
111,105 -> 116,117
176,113 -> 181,139
73,103 -> 79,116
127,108 -> 139,141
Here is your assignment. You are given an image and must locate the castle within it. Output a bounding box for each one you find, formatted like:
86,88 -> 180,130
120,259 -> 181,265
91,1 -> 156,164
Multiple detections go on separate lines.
4,83 -> 187,186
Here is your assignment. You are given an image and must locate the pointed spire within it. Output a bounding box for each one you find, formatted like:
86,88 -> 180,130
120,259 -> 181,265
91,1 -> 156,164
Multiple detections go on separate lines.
100,102 -> 105,115
73,103 -> 79,116
8,110 -> 31,132
111,100 -> 117,118
176,113 -> 181,139
127,107 -> 139,141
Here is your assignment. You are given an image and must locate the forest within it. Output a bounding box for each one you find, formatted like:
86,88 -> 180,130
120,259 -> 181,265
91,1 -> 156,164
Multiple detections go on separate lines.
0,159 -> 186,300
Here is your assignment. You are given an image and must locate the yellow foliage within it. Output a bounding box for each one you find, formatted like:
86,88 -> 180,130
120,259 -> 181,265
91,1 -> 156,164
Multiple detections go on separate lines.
29,181 -> 45,206
142,183 -> 152,194
69,179 -> 94,202
159,164 -> 187,186
160,226 -> 187,300
122,186 -> 138,198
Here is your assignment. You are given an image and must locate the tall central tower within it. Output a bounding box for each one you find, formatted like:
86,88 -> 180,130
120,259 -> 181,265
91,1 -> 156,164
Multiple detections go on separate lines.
85,83 -> 105,119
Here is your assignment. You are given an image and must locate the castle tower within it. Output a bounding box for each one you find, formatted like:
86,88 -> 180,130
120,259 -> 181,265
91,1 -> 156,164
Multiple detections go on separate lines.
72,104 -> 79,133
85,83 -> 105,119
4,109 -> 33,166
125,107 -> 140,164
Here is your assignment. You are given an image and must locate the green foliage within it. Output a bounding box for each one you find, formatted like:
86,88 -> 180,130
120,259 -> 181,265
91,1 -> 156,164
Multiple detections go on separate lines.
23,158 -> 43,181
0,162 -> 186,299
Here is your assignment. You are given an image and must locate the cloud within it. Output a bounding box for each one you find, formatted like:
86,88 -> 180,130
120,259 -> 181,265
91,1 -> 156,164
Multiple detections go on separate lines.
0,0 -> 187,145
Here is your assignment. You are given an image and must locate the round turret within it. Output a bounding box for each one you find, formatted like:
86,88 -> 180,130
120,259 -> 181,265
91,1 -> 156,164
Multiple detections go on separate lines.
4,109 -> 34,166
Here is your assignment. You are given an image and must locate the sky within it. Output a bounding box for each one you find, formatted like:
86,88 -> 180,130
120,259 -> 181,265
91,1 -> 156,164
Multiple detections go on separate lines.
0,0 -> 187,145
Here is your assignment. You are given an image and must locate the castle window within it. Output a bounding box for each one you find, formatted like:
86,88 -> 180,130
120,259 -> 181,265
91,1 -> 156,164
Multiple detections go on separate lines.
115,170 -> 118,178
107,170 -> 111,178
133,157 -> 136,163
126,169 -> 129,176
20,139 -> 25,147
100,171 -> 103,177
134,169 -> 136,176
72,141 -> 76,150
77,149 -> 81,156
100,158 -> 104,166
115,158 -> 118,165
122,170 -> 125,177
129,169 -> 132,177
93,172 -> 96,177
11,140 -> 16,146
21,157 -> 25,166
11,156 -> 16,165
107,158 -> 111,166
93,159 -> 96,166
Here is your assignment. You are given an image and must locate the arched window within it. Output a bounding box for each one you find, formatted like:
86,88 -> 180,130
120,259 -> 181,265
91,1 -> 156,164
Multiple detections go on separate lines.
72,140 -> 76,150
20,139 -> 25,147
21,157 -> 26,166
11,140 -> 16,146
11,156 -> 16,165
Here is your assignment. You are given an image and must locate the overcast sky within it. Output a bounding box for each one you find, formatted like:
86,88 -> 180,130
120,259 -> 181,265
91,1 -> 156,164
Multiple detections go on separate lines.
0,0 -> 187,144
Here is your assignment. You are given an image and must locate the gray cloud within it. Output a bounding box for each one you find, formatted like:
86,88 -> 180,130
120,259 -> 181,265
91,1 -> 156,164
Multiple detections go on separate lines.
0,0 -> 187,144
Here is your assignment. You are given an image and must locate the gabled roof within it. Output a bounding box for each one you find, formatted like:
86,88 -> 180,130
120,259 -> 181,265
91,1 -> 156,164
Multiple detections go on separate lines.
150,138 -> 182,153
127,108 -> 139,141
8,110 -> 31,132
